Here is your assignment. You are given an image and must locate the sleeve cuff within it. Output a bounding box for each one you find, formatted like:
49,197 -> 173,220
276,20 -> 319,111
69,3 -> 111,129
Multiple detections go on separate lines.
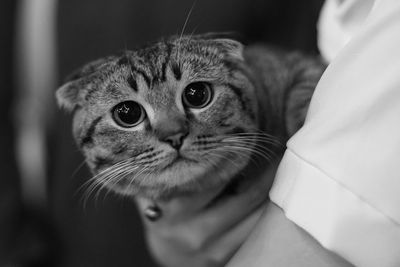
270,149 -> 400,267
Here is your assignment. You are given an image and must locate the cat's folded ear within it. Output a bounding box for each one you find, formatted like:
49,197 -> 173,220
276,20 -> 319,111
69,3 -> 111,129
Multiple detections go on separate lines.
284,54 -> 326,136
56,80 -> 80,111
56,56 -> 116,112
214,38 -> 244,61
194,32 -> 245,61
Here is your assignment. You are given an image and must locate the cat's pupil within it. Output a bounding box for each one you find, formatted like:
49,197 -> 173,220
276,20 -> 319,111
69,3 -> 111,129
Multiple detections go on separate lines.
183,82 -> 212,108
112,101 -> 144,127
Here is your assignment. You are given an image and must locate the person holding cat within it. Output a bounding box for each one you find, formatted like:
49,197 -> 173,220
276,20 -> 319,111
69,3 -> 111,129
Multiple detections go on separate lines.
56,0 -> 400,266
228,0 -> 400,266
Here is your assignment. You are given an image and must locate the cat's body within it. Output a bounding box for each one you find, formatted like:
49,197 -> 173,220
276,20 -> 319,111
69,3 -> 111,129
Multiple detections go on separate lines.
57,34 -> 324,267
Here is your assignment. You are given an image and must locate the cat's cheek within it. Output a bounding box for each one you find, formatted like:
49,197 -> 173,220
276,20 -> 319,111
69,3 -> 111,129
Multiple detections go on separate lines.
193,93 -> 256,133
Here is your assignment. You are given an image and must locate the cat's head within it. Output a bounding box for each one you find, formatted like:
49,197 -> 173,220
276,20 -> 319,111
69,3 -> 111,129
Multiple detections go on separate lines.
56,34 -> 323,199
57,35 -> 264,199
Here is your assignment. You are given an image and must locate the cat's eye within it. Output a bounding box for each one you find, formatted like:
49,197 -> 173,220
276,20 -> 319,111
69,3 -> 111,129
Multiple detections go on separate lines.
182,82 -> 213,109
112,101 -> 145,128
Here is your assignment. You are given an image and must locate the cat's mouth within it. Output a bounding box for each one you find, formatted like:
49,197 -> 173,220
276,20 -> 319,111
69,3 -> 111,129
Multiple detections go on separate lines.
161,154 -> 198,171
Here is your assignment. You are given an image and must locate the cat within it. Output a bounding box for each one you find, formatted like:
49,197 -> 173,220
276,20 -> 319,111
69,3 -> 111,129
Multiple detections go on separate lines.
56,34 -> 325,267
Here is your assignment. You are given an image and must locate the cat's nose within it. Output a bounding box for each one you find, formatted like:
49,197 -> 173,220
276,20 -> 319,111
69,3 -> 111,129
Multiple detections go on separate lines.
155,119 -> 189,150
154,110 -> 189,149
163,131 -> 188,150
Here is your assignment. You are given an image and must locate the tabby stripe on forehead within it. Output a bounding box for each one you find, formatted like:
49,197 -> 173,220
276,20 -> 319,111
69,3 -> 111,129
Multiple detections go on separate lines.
160,42 -> 173,82
171,62 -> 182,80
127,75 -> 138,92
117,54 -> 130,66
80,116 -> 102,147
117,55 -> 152,88
131,65 -> 151,88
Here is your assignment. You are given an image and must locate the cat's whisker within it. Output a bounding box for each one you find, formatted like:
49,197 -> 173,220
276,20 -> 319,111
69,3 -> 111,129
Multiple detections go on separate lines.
125,164 -> 152,192
205,146 -> 246,168
202,150 -> 231,171
214,145 -> 261,168
97,158 -> 159,202
78,166 -> 114,194
100,154 -> 159,186
224,133 -> 283,146
227,132 -> 275,137
188,25 -> 199,40
220,142 -> 274,163
222,135 -> 282,159
102,171 -> 134,203
77,176 -> 97,199
226,131 -> 279,139
89,166 -> 130,196
176,0 -> 197,63
179,1 -> 196,39
94,162 -> 143,203
79,152 -> 163,206
223,146 -> 263,168
235,145 -> 273,162
230,140 -> 275,156
69,160 -> 87,180
200,151 -> 231,179
97,171 -> 129,204
223,139 -> 279,157
204,149 -> 250,180
222,138 -> 277,152
82,179 -> 103,210
225,135 -> 280,144
223,139 -> 280,150
83,172 -> 116,208
80,159 -> 140,207
80,175 -> 111,208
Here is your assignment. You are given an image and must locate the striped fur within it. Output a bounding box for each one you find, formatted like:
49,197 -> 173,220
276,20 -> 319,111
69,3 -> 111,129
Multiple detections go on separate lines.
56,34 -> 325,200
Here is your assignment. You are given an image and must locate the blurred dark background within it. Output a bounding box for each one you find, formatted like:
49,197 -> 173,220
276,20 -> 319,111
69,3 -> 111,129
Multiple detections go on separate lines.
1,0 -> 323,266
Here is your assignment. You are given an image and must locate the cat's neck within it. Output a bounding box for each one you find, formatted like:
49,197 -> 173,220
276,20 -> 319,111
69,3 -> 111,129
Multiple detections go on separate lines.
136,151 -> 280,224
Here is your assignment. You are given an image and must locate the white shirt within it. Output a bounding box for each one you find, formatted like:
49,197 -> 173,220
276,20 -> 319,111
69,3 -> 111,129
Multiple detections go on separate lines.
270,0 -> 400,266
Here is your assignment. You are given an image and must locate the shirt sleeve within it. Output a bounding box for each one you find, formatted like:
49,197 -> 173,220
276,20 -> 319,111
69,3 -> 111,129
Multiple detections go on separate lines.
270,0 -> 400,266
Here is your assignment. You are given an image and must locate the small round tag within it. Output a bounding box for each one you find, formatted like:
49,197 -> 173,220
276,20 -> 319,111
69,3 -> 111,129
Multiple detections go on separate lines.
144,205 -> 162,221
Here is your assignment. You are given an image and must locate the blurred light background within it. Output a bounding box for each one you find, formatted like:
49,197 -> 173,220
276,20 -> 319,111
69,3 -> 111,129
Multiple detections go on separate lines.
1,0 -> 323,266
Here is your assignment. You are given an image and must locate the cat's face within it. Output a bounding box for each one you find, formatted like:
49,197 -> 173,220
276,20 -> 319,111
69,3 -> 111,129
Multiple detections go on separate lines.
57,36 -> 265,199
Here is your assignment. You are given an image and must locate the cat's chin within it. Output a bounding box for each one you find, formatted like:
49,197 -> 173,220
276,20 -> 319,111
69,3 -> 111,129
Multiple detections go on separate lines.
107,154 -> 251,200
